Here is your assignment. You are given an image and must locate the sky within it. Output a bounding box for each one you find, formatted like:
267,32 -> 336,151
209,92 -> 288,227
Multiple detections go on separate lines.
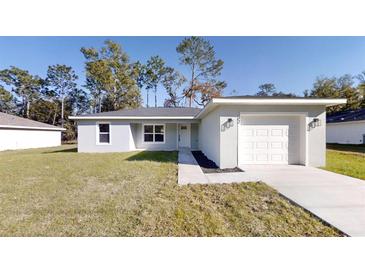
1,36 -> 365,107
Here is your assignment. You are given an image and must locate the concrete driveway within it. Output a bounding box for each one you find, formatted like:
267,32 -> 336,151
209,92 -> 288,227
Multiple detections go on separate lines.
178,150 -> 365,236
207,165 -> 365,236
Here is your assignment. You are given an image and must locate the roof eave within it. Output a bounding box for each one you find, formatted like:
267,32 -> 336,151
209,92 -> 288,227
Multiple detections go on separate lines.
0,125 -> 66,131
69,116 -> 196,120
212,98 -> 347,106
195,98 -> 348,119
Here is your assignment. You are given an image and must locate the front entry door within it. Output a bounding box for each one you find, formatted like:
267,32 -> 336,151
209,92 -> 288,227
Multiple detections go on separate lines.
178,124 -> 190,148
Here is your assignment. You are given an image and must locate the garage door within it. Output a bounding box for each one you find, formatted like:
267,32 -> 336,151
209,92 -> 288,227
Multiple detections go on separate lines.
239,125 -> 289,165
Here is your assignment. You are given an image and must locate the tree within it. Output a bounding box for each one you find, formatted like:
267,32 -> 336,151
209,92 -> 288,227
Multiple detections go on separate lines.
162,67 -> 186,107
257,83 -> 276,96
356,71 -> 365,108
81,40 -> 141,112
306,75 -> 360,113
144,56 -> 167,107
255,83 -> 296,97
336,74 -> 361,110
68,88 -> 90,116
0,66 -> 43,117
0,85 -> 15,113
46,65 -> 78,127
176,36 -> 226,106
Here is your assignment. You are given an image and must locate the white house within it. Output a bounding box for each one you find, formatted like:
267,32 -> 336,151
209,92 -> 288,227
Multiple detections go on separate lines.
0,112 -> 65,151
326,108 -> 365,144
70,96 -> 346,168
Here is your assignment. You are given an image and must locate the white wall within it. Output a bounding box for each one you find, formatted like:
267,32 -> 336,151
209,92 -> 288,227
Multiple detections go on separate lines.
131,123 -> 178,150
77,120 -> 132,152
77,120 -> 198,152
327,121 -> 365,144
190,123 -> 199,150
199,110 -> 220,166
0,128 -> 61,151
201,105 -> 326,168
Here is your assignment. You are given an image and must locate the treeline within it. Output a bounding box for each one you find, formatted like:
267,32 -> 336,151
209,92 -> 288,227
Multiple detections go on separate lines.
0,37 -> 226,140
1,36 -> 365,140
254,73 -> 365,113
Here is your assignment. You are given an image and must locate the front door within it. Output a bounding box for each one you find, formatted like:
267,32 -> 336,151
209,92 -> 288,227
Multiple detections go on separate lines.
178,124 -> 190,148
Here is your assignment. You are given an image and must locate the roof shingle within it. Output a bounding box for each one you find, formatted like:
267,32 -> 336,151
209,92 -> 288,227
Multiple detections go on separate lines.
327,109 -> 365,123
0,112 -> 64,130
76,107 -> 201,117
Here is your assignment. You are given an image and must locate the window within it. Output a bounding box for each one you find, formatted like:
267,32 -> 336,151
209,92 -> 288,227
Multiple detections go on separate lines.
98,123 -> 110,144
143,124 -> 165,143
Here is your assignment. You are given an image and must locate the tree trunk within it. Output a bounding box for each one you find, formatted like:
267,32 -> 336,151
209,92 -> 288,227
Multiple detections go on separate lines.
26,100 -> 30,118
147,90 -> 149,108
61,97 -> 64,128
154,86 -> 157,107
99,96 -> 102,113
53,103 -> 58,125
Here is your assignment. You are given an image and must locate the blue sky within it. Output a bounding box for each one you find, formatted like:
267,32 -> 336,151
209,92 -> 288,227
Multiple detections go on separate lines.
1,36 -> 365,106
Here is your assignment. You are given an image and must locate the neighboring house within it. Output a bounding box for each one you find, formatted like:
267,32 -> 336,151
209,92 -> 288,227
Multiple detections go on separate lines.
70,96 -> 346,168
0,112 -> 65,151
326,108 -> 365,144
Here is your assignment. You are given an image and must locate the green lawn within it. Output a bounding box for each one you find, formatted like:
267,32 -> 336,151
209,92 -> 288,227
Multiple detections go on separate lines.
0,145 -> 340,236
324,144 -> 365,180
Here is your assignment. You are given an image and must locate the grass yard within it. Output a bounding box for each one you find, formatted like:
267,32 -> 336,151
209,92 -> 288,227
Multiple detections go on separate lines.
325,144 -> 365,180
0,145 -> 340,236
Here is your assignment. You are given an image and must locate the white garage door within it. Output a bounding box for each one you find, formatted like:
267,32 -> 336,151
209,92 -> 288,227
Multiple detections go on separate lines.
239,125 -> 289,165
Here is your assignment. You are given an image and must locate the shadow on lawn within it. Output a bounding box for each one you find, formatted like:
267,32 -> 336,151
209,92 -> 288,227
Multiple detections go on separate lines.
43,147 -> 78,154
327,143 -> 365,154
126,151 -> 177,163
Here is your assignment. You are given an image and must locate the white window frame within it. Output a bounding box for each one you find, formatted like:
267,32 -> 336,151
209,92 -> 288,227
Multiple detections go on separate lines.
142,124 -> 166,144
96,122 -> 112,145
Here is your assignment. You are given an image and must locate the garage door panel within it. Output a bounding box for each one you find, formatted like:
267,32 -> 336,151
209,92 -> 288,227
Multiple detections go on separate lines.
239,124 -> 289,165
256,129 -> 268,136
240,154 -> 254,161
256,142 -> 268,149
271,154 -> 284,162
241,142 -> 254,149
242,129 -> 254,136
256,154 -> 269,161
271,142 -> 283,149
271,128 -> 284,136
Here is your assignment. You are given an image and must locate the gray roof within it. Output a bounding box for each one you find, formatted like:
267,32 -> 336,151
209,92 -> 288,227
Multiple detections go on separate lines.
77,107 -> 201,117
220,95 -> 341,99
0,112 -> 64,130
327,109 -> 365,123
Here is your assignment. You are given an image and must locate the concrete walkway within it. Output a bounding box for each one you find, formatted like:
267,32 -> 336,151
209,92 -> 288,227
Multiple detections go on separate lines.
178,151 -> 365,236
178,148 -> 208,185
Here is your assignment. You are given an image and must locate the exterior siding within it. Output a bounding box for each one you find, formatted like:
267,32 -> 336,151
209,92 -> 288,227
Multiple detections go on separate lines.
77,120 -> 131,152
77,120 -> 198,152
191,123 -> 199,150
205,105 -> 326,168
0,128 -> 61,151
199,109 -> 220,166
132,123 -> 178,150
327,121 -> 365,144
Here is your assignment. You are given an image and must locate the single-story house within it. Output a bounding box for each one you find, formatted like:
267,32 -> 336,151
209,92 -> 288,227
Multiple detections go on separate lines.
0,112 -> 65,151
326,108 -> 365,144
70,96 -> 346,168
